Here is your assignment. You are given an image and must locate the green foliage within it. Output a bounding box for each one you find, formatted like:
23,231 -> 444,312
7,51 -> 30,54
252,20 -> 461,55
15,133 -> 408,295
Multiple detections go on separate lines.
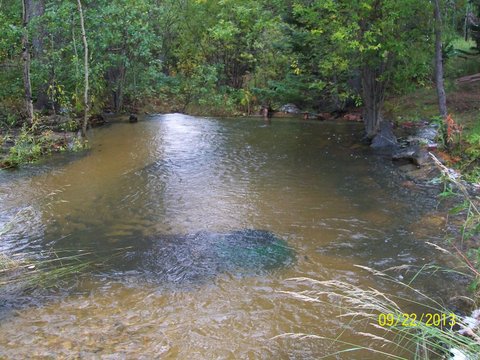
450,120 -> 480,182
70,137 -> 86,152
433,155 -> 480,293
0,3 -> 24,121
0,112 -> 19,129
444,38 -> 480,80
59,118 -> 79,132
0,4 -> 21,62
279,0 -> 436,114
1,125 -> 73,168
252,73 -> 313,108
5,126 -> 46,167
439,184 -> 457,199
465,120 -> 480,156
0,0 -> 474,118
47,83 -> 71,114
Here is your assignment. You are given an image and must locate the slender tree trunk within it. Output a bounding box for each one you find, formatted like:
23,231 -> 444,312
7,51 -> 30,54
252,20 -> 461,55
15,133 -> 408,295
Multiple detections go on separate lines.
361,65 -> 386,138
464,3 -> 469,41
72,20 -> 81,102
115,63 -> 126,112
22,0 -> 34,123
77,0 -> 89,138
26,0 -> 48,109
434,0 -> 448,118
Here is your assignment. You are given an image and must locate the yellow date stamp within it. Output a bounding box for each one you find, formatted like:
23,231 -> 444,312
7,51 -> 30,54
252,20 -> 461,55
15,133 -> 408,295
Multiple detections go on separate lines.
378,312 -> 456,327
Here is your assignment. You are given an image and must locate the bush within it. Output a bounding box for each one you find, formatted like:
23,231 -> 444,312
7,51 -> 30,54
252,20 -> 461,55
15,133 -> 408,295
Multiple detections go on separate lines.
465,121 -> 480,158
0,98 -> 24,129
1,125 -> 60,168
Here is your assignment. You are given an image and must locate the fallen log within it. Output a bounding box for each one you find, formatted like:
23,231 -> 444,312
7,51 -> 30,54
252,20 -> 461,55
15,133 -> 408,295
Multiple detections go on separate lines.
456,73 -> 480,84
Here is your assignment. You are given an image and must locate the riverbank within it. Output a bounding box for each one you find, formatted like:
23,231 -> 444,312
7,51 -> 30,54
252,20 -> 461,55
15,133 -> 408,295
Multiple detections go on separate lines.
380,83 -> 480,308
0,113 -> 110,169
385,80 -> 480,181
0,127 -> 80,169
382,117 -> 480,305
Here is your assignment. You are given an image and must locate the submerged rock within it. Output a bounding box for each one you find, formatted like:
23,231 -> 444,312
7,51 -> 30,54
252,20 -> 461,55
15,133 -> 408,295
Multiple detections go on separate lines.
392,145 -> 430,166
407,125 -> 439,149
119,229 -> 295,283
392,145 -> 418,161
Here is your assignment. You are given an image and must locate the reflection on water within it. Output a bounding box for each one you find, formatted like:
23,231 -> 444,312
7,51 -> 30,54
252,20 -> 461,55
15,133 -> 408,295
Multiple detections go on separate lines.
0,114 -> 457,358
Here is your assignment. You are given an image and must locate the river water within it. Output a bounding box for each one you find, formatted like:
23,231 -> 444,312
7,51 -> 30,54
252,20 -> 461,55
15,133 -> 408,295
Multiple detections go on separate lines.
0,114 -> 461,358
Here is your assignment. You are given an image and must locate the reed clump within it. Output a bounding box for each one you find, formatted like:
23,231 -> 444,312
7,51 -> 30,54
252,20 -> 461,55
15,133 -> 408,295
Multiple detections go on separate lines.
278,267 -> 480,359
0,250 -> 94,292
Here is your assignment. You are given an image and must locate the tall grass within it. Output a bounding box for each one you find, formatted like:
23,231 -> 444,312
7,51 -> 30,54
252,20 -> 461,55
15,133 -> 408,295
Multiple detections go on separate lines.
275,154 -> 480,358
431,153 -> 480,293
278,267 -> 479,359
0,250 -> 94,292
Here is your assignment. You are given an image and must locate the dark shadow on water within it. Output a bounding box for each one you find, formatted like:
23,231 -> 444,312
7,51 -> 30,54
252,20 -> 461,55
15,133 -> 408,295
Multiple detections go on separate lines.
0,229 -> 296,317
117,229 -> 295,284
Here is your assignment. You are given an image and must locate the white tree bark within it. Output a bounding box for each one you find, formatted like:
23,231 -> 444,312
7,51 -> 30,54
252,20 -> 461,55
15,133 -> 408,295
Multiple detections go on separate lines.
77,0 -> 89,138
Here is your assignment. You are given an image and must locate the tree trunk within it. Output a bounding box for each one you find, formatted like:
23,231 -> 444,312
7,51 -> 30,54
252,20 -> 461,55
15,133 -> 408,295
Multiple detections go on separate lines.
22,0 -> 34,123
72,21 -> 81,100
434,0 -> 448,118
25,0 -> 45,54
24,0 -> 49,110
115,64 -> 126,112
361,65 -> 386,138
77,0 -> 89,138
107,62 -> 126,112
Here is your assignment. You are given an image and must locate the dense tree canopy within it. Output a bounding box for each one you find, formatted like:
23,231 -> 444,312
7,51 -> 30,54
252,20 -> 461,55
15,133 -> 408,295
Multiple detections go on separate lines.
0,0 -> 475,136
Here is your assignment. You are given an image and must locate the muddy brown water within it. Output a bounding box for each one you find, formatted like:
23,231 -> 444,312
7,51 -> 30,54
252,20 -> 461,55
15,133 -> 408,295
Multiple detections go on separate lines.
0,114 -> 462,358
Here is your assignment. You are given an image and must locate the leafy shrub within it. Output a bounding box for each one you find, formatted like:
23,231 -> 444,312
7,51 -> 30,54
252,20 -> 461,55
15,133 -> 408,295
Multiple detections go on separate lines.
0,98 -> 25,129
59,118 -> 80,132
1,125 -> 63,168
6,128 -> 43,166
465,121 -> 480,157
0,112 -> 19,129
